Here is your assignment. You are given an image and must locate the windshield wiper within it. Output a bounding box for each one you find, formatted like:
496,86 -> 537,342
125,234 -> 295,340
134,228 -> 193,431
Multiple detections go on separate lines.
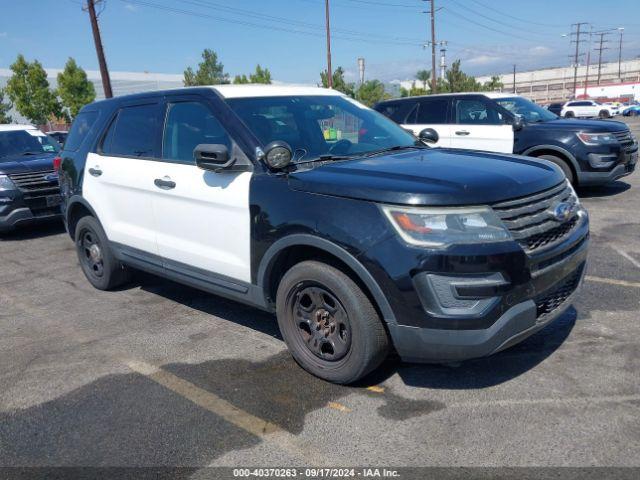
361,144 -> 426,158
292,153 -> 355,166
20,151 -> 43,156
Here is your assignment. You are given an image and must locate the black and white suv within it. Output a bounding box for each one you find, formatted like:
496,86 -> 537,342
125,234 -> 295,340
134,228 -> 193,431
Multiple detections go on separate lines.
58,86 -> 589,383
375,93 -> 637,186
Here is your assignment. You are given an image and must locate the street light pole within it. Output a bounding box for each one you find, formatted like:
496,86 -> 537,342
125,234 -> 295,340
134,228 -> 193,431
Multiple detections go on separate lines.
618,27 -> 625,80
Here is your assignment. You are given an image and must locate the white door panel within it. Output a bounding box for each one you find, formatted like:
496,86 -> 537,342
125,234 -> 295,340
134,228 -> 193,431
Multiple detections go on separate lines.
151,162 -> 252,283
83,152 -> 158,255
449,125 -> 514,153
401,123 -> 452,147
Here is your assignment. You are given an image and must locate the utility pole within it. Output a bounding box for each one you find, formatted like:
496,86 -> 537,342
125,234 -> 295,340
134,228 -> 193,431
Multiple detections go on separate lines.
593,31 -> 611,85
86,0 -> 112,98
570,23 -> 589,99
617,27 -> 625,80
426,0 -> 437,92
512,65 -> 516,94
325,0 -> 333,89
357,57 -> 365,85
583,26 -> 593,97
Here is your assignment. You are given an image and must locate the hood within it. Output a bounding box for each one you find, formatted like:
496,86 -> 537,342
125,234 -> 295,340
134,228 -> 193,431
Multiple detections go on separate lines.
528,118 -> 629,132
0,153 -> 57,175
288,148 -> 564,206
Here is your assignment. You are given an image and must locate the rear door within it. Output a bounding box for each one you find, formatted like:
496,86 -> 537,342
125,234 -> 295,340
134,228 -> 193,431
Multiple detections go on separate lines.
82,100 -> 162,256
449,96 -> 513,153
401,97 -> 452,147
151,95 -> 253,282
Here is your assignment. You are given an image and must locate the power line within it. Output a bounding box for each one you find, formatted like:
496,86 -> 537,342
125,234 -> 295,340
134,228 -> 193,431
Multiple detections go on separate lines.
119,0 -> 422,46
441,7 -> 534,42
593,30 -> 611,85
569,23 -> 590,97
467,0 -> 566,28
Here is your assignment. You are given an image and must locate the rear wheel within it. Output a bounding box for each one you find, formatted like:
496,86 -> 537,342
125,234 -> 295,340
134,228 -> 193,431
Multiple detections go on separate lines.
276,260 -> 389,384
538,154 -> 574,184
564,111 -> 575,118
599,109 -> 610,119
75,216 -> 130,290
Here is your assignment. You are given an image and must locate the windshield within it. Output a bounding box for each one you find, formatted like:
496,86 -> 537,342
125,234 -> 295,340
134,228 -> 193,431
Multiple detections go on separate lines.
0,129 -> 60,162
494,96 -> 558,123
225,95 -> 417,161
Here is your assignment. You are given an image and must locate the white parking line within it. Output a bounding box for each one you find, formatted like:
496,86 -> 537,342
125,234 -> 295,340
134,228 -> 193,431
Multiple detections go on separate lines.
613,246 -> 640,270
585,275 -> 640,288
124,360 -> 328,464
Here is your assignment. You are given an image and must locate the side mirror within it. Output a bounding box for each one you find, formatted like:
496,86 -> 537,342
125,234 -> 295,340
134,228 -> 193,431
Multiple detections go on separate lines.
512,115 -> 524,131
194,144 -> 233,172
263,141 -> 293,169
418,128 -> 439,145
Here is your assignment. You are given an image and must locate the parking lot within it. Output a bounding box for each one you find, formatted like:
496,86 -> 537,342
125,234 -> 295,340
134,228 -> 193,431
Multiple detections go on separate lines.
0,118 -> 639,471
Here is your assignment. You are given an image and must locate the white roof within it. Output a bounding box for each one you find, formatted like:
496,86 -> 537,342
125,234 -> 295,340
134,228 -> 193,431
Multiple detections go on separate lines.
0,124 -> 38,132
211,84 -> 343,99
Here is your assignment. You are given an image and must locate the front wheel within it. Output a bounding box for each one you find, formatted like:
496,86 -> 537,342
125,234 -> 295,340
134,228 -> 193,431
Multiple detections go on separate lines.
75,216 -> 130,290
276,260 -> 389,384
564,111 -> 575,118
538,154 -> 575,184
599,110 -> 610,119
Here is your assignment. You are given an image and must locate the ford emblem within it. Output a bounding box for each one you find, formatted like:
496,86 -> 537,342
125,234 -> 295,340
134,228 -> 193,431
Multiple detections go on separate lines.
44,173 -> 58,182
550,202 -> 574,222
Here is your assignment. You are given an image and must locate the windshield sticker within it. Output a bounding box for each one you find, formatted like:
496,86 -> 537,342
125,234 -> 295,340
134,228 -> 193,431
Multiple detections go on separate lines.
43,145 -> 56,152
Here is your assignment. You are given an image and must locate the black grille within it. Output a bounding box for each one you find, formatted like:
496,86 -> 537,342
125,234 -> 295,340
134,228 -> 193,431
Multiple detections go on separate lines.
492,181 -> 579,253
535,265 -> 584,318
611,129 -> 634,148
7,170 -> 60,213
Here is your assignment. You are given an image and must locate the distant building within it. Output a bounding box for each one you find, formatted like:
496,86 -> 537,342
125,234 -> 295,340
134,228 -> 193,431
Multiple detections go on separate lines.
0,67 -> 184,124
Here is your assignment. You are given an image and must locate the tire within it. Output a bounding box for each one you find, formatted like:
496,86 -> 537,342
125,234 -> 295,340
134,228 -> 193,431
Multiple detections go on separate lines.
599,110 -> 610,119
538,154 -> 574,184
564,111 -> 574,118
75,216 -> 130,290
276,260 -> 389,384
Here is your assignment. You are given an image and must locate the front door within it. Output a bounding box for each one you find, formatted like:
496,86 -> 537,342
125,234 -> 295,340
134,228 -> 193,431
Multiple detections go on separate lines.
151,97 -> 253,283
82,101 -> 162,256
449,97 -> 514,153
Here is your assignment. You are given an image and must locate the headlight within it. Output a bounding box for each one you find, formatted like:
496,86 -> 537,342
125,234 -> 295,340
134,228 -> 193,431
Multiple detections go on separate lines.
381,205 -> 512,248
566,180 -> 581,205
0,175 -> 17,192
577,132 -> 618,145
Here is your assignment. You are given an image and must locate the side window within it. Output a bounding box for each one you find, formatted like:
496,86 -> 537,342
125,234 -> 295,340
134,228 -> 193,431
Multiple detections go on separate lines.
64,111 -> 98,151
162,101 -> 231,164
566,102 -> 576,107
377,102 -> 417,124
454,99 -> 503,125
416,99 -> 449,124
101,103 -> 159,157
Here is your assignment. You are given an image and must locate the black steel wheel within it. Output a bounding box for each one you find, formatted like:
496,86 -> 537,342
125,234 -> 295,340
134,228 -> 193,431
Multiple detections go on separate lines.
75,216 -> 130,290
276,260 -> 389,384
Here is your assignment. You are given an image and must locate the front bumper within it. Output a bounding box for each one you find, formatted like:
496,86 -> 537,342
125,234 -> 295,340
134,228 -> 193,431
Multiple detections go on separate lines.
388,260 -> 586,362
371,209 -> 589,363
0,205 -> 61,232
579,145 -> 637,186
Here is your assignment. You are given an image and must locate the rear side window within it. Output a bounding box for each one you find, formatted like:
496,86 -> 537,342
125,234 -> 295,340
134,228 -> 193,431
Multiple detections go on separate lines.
416,98 -> 449,124
375,101 -> 418,123
101,104 -> 159,158
65,111 -> 98,151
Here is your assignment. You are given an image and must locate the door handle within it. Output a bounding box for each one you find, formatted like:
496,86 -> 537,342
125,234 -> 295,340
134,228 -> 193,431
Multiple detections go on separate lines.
154,177 -> 176,190
88,167 -> 102,177
455,130 -> 470,136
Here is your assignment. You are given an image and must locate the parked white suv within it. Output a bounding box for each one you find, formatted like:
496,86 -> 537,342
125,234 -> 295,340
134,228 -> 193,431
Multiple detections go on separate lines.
561,100 -> 617,119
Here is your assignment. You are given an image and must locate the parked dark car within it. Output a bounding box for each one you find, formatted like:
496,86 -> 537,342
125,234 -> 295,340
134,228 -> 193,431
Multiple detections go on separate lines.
546,102 -> 564,116
47,130 -> 69,147
374,93 -> 637,186
0,124 -> 62,232
58,86 -> 589,383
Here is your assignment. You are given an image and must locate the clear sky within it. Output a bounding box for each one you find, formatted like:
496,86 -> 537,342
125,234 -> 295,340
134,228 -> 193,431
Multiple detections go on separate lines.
1,0 -> 639,84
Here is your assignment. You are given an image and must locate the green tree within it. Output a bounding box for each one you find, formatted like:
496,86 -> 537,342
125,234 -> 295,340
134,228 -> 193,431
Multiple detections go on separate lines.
356,79 -> 389,107
320,67 -> 355,97
416,69 -> 431,90
441,60 -> 481,93
400,81 -> 428,98
5,54 -> 60,125
233,74 -> 250,84
233,65 -> 273,84
0,88 -> 13,124
56,57 -> 96,119
183,49 -> 230,86
482,75 -> 504,91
